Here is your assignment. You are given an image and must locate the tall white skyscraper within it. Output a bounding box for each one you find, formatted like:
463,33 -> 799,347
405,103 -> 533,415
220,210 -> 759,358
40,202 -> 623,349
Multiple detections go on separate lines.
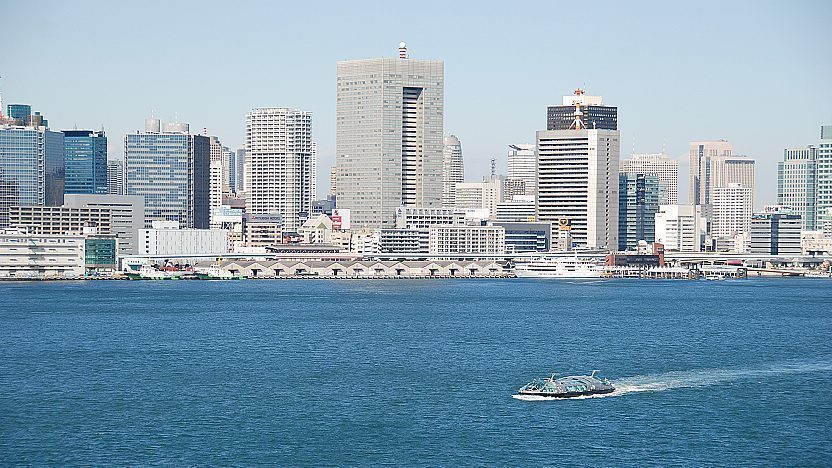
107,160 -> 125,195
536,90 -> 619,250
245,107 -> 313,231
620,153 -> 679,205
442,134 -> 464,207
712,183 -> 753,238
710,154 -> 755,195
655,204 -> 705,252
816,125 -> 832,230
336,43 -> 444,228
690,140 -> 733,207
778,146 -> 818,231
507,144 -> 537,198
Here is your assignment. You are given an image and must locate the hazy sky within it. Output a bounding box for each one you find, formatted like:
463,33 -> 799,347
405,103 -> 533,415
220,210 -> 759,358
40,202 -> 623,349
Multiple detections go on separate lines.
4,0 -> 831,204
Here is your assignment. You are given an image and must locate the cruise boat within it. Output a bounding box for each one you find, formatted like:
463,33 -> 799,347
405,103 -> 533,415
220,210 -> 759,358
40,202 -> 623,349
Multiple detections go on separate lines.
125,265 -> 183,280
196,265 -> 246,280
514,257 -> 605,279
515,371 -> 615,399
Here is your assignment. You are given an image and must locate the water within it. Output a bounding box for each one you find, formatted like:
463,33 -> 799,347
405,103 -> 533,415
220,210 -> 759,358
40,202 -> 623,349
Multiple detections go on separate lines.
1,278 -> 830,465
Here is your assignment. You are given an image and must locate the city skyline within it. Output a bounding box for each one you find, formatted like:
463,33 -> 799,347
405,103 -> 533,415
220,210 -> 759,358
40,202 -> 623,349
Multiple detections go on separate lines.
2,1 -> 831,206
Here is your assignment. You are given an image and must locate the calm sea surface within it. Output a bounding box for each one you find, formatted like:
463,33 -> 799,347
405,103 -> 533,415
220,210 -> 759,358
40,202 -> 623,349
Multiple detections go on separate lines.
1,278 -> 830,465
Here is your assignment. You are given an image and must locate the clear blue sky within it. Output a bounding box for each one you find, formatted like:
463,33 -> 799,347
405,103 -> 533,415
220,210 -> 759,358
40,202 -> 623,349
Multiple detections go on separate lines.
4,0 -> 831,204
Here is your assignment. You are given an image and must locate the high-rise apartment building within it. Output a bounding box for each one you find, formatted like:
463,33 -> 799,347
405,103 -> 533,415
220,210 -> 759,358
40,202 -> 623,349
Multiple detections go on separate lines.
536,90 -> 619,250
507,144 -> 537,198
618,173 -> 659,251
778,146 -> 818,231
442,134 -> 464,207
711,183 -> 753,238
816,125 -> 832,230
455,178 -> 502,219
107,160 -> 125,195
655,205 -> 705,252
620,153 -> 678,205
336,43 -> 444,228
125,120 -> 210,228
329,165 -> 337,197
63,130 -> 107,195
245,107 -> 314,231
234,148 -> 245,193
0,125 -> 64,227
689,140 -> 733,207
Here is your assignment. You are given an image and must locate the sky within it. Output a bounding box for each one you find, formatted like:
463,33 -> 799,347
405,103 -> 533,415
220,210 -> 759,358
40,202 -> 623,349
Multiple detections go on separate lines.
3,0 -> 831,205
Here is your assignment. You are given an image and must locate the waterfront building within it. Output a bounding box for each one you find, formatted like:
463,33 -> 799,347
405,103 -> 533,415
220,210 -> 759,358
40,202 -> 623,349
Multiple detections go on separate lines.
547,91 -> 617,131
620,153 -> 678,205
0,229 -> 85,277
245,107 -> 313,232
63,194 -> 144,256
712,183 -> 753,251
84,235 -> 118,273
778,146 -> 818,231
107,160 -> 125,195
655,205 -> 705,252
428,225 -> 505,255
379,228 -> 429,253
492,221 -> 551,252
395,206 -> 464,229
749,206 -> 802,256
507,144 -> 537,198
0,125 -> 65,227
8,205 -> 112,236
495,196 -> 537,222
536,90 -> 619,250
336,43 -> 444,228
690,140 -> 733,208
442,134 -> 464,207
816,125 -> 832,231
455,178 -> 502,219
63,130 -> 107,195
125,120 -> 210,228
618,173 -> 659,251
139,220 -> 228,255
241,213 -> 283,248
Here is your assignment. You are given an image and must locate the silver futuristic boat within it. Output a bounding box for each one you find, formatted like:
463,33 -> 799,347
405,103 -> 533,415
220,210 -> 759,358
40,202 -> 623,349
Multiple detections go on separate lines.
516,371 -> 615,398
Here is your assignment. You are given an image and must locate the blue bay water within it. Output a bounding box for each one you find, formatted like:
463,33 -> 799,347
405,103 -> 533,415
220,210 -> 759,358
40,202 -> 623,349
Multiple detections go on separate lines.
1,278 -> 830,465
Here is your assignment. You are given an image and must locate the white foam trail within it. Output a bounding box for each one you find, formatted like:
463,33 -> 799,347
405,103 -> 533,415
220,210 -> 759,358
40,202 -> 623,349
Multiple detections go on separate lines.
512,359 -> 832,401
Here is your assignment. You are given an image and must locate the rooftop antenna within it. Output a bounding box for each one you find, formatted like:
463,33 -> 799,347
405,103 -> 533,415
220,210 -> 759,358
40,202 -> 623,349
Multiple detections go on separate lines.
569,88 -> 586,130
398,42 -> 407,59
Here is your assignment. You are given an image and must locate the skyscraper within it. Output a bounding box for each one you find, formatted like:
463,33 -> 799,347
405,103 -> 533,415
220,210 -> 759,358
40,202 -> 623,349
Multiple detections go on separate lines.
816,125 -> 832,230
536,90 -> 619,250
0,124 -> 64,227
442,134 -> 463,207
620,153 -> 678,205
507,144 -> 536,198
712,183 -> 753,239
245,107 -> 313,231
618,173 -> 659,251
710,154 -> 755,195
107,160 -> 125,195
125,120 -> 210,228
336,43 -> 444,228
63,129 -> 107,195
689,140 -> 733,207
778,146 -> 818,231
547,90 -> 617,131
234,148 -> 245,193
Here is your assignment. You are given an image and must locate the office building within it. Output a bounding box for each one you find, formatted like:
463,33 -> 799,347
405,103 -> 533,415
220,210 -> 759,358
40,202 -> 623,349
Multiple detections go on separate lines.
125,120 -> 210,228
336,43 -> 444,228
329,165 -> 337,197
5,104 -> 32,123
0,125 -> 65,227
495,196 -> 537,222
507,144 -> 536,197
749,206 -> 802,256
655,205 -> 705,252
245,107 -> 314,232
242,213 -> 283,247
63,194 -> 144,256
547,90 -> 617,131
536,90 -> 619,250
0,229 -> 85,277
8,205 -> 112,236
63,130 -> 107,195
778,146 -> 818,231
107,160 -> 125,195
492,221 -> 551,252
428,225 -> 505,255
395,207 -> 464,229
378,228 -> 429,254
817,126 -> 832,230
503,178 -> 527,201
712,183 -> 753,240
711,154 -> 755,195
139,221 -> 228,255
618,173 -> 659,251
689,140 -> 733,208
442,134 -> 464,207
455,178 -> 502,219
620,153 -> 678,204
233,148 -> 246,193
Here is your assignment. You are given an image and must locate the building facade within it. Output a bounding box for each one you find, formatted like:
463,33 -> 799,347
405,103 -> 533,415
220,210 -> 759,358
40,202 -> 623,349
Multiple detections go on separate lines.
817,125 -> 832,230
507,144 -> 537,198
749,207 -> 802,256
139,221 -> 228,255
547,91 -> 617,131
336,46 -> 444,228
690,140 -> 733,208
492,221 -> 551,252
63,130 -> 107,195
107,160 -> 125,195
63,194 -> 145,256
245,108 -> 313,232
0,229 -> 85,277
778,146 -> 818,231
428,225 -> 505,255
442,134 -> 464,207
618,173 -> 659,251
455,178 -> 502,219
655,205 -> 705,252
620,153 -> 678,205
711,183 -> 753,239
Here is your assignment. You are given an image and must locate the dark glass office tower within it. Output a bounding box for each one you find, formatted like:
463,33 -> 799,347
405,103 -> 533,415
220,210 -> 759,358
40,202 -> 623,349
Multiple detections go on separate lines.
63,130 -> 108,195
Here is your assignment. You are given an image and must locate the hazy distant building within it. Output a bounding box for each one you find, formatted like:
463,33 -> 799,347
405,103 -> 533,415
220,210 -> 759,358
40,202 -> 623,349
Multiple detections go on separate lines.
618,173 -> 659,251
63,130 -> 107,195
336,43 -> 444,228
107,160 -> 125,195
442,134 -> 464,207
125,120 -> 210,228
233,148 -> 246,193
816,126 -> 832,230
620,153 -> 678,205
778,146 -> 818,231
455,178 -> 502,219
689,140 -> 733,208
0,125 -> 64,227
507,144 -> 537,198
536,90 -> 619,250
245,107 -> 314,232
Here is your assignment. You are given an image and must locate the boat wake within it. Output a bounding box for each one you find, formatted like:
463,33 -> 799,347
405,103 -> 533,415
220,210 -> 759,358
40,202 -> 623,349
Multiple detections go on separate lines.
512,359 -> 832,401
